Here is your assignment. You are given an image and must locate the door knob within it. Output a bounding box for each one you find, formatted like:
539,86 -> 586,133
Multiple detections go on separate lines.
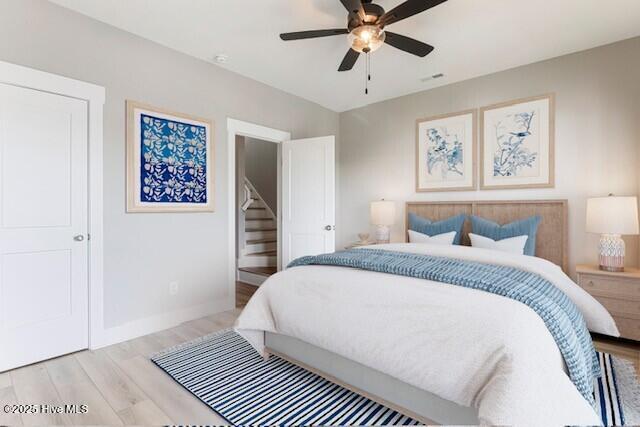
324,225 -> 334,231
73,235 -> 85,242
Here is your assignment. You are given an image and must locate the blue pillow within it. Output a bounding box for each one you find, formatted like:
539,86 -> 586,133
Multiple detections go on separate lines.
408,213 -> 466,245
470,215 -> 541,256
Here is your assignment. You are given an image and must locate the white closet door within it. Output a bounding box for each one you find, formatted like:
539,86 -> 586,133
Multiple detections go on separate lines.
0,83 -> 89,372
281,136 -> 335,266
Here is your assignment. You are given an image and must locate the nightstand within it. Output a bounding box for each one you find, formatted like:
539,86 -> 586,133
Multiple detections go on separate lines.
576,264 -> 640,341
345,241 -> 377,249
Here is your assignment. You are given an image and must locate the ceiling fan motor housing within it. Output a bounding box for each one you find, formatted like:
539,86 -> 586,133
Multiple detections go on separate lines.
348,3 -> 385,31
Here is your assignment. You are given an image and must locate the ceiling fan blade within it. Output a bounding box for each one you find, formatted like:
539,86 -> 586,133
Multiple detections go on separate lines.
384,32 -> 434,57
339,0 -> 365,21
379,0 -> 447,27
338,48 -> 360,71
280,29 -> 349,41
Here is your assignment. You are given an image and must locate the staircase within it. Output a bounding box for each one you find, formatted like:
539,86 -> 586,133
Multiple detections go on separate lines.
238,178 -> 277,286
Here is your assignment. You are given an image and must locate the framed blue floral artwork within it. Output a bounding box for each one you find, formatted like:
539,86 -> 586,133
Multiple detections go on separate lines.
416,109 -> 477,192
126,101 -> 214,212
480,94 -> 554,190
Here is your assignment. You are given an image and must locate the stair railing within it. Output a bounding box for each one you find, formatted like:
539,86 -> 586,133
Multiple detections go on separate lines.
241,181 -> 254,212
242,177 -> 277,221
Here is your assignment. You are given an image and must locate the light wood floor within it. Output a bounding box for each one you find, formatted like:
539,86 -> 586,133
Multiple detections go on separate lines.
594,335 -> 640,372
236,281 -> 259,308
2,301 -> 640,426
0,309 -> 242,426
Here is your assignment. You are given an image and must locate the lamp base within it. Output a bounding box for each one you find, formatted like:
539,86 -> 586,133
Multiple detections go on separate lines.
598,234 -> 625,272
600,265 -> 625,273
375,225 -> 390,244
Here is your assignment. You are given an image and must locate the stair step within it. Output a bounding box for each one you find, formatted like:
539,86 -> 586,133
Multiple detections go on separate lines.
238,253 -> 277,267
247,238 -> 277,245
246,218 -> 275,226
246,227 -> 276,232
244,222 -> 276,231
245,229 -> 276,241
243,240 -> 276,255
239,266 -> 277,277
247,250 -> 277,257
246,209 -> 273,219
247,206 -> 266,210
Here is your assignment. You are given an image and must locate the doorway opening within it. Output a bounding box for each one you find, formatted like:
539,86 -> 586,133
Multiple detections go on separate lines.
227,119 -> 291,309
236,136 -> 279,289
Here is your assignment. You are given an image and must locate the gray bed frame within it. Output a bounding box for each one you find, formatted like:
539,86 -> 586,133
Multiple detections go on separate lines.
265,332 -> 479,425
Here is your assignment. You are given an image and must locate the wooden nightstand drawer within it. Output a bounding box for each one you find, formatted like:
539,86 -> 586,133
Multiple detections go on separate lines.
578,274 -> 640,300
592,296 -> 640,320
614,316 -> 640,341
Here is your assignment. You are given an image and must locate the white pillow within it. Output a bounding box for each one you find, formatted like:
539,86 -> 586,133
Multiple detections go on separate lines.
408,230 -> 456,246
469,233 -> 529,255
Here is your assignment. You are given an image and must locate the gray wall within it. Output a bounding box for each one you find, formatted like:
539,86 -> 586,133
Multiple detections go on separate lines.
2,0 -> 639,331
339,37 -> 640,273
245,137 -> 278,214
0,0 -> 339,329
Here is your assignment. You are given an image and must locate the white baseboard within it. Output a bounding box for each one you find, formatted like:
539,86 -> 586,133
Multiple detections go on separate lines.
91,297 -> 234,350
238,270 -> 267,286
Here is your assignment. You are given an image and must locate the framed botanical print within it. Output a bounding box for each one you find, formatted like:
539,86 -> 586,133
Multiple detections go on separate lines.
480,94 -> 554,190
416,109 -> 477,192
126,100 -> 214,212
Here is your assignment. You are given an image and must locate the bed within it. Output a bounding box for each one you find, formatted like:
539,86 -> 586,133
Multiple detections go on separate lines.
235,200 -> 619,425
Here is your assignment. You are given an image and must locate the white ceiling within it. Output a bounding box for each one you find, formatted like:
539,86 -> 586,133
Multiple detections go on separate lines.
50,0 -> 640,112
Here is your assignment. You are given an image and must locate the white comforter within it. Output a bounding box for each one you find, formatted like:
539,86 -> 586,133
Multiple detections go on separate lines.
235,243 -> 619,426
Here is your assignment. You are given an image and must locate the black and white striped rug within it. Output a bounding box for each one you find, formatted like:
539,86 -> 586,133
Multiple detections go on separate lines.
151,330 -> 640,426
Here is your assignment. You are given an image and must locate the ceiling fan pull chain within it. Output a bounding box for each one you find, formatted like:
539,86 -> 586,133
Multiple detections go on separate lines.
364,53 -> 368,95
365,52 -> 370,95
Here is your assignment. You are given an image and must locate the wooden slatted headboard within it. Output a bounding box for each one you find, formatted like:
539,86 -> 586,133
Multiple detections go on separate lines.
405,200 -> 568,272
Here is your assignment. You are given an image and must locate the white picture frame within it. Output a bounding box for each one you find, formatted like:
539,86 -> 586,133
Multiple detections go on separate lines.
480,94 -> 555,190
416,109 -> 477,192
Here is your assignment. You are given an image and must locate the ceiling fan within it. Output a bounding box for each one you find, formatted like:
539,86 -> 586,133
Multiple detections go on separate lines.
280,0 -> 447,73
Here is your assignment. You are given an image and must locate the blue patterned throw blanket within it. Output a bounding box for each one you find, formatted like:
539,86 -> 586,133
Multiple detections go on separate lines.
289,249 -> 600,405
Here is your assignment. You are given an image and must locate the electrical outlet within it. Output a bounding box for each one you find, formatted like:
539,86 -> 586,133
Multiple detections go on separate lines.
169,281 -> 180,295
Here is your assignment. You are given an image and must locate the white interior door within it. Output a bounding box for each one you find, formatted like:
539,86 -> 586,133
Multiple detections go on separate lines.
0,83 -> 89,372
282,136 -> 335,266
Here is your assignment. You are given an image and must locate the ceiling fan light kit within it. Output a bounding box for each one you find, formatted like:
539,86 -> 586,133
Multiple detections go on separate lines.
348,25 -> 386,53
280,0 -> 446,94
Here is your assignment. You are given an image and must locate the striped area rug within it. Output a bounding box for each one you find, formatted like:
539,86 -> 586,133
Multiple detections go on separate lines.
596,351 -> 640,426
596,352 -> 624,425
151,329 -> 640,426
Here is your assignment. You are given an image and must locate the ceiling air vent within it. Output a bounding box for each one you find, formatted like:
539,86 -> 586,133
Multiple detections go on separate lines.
420,73 -> 444,82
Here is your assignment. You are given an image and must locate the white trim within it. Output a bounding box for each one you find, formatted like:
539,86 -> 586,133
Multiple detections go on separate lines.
0,61 -> 105,104
88,98 -> 106,349
238,270 -> 267,287
0,61 -> 106,349
227,119 -> 291,305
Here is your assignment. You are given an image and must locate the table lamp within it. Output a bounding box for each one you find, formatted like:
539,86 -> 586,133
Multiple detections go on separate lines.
370,200 -> 395,244
586,195 -> 639,272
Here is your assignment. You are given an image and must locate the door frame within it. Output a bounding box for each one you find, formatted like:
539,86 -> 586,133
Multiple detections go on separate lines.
0,60 -> 106,349
227,119 -> 290,302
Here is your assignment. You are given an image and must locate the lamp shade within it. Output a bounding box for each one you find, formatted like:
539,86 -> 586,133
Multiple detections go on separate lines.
370,200 -> 396,226
586,196 -> 639,235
